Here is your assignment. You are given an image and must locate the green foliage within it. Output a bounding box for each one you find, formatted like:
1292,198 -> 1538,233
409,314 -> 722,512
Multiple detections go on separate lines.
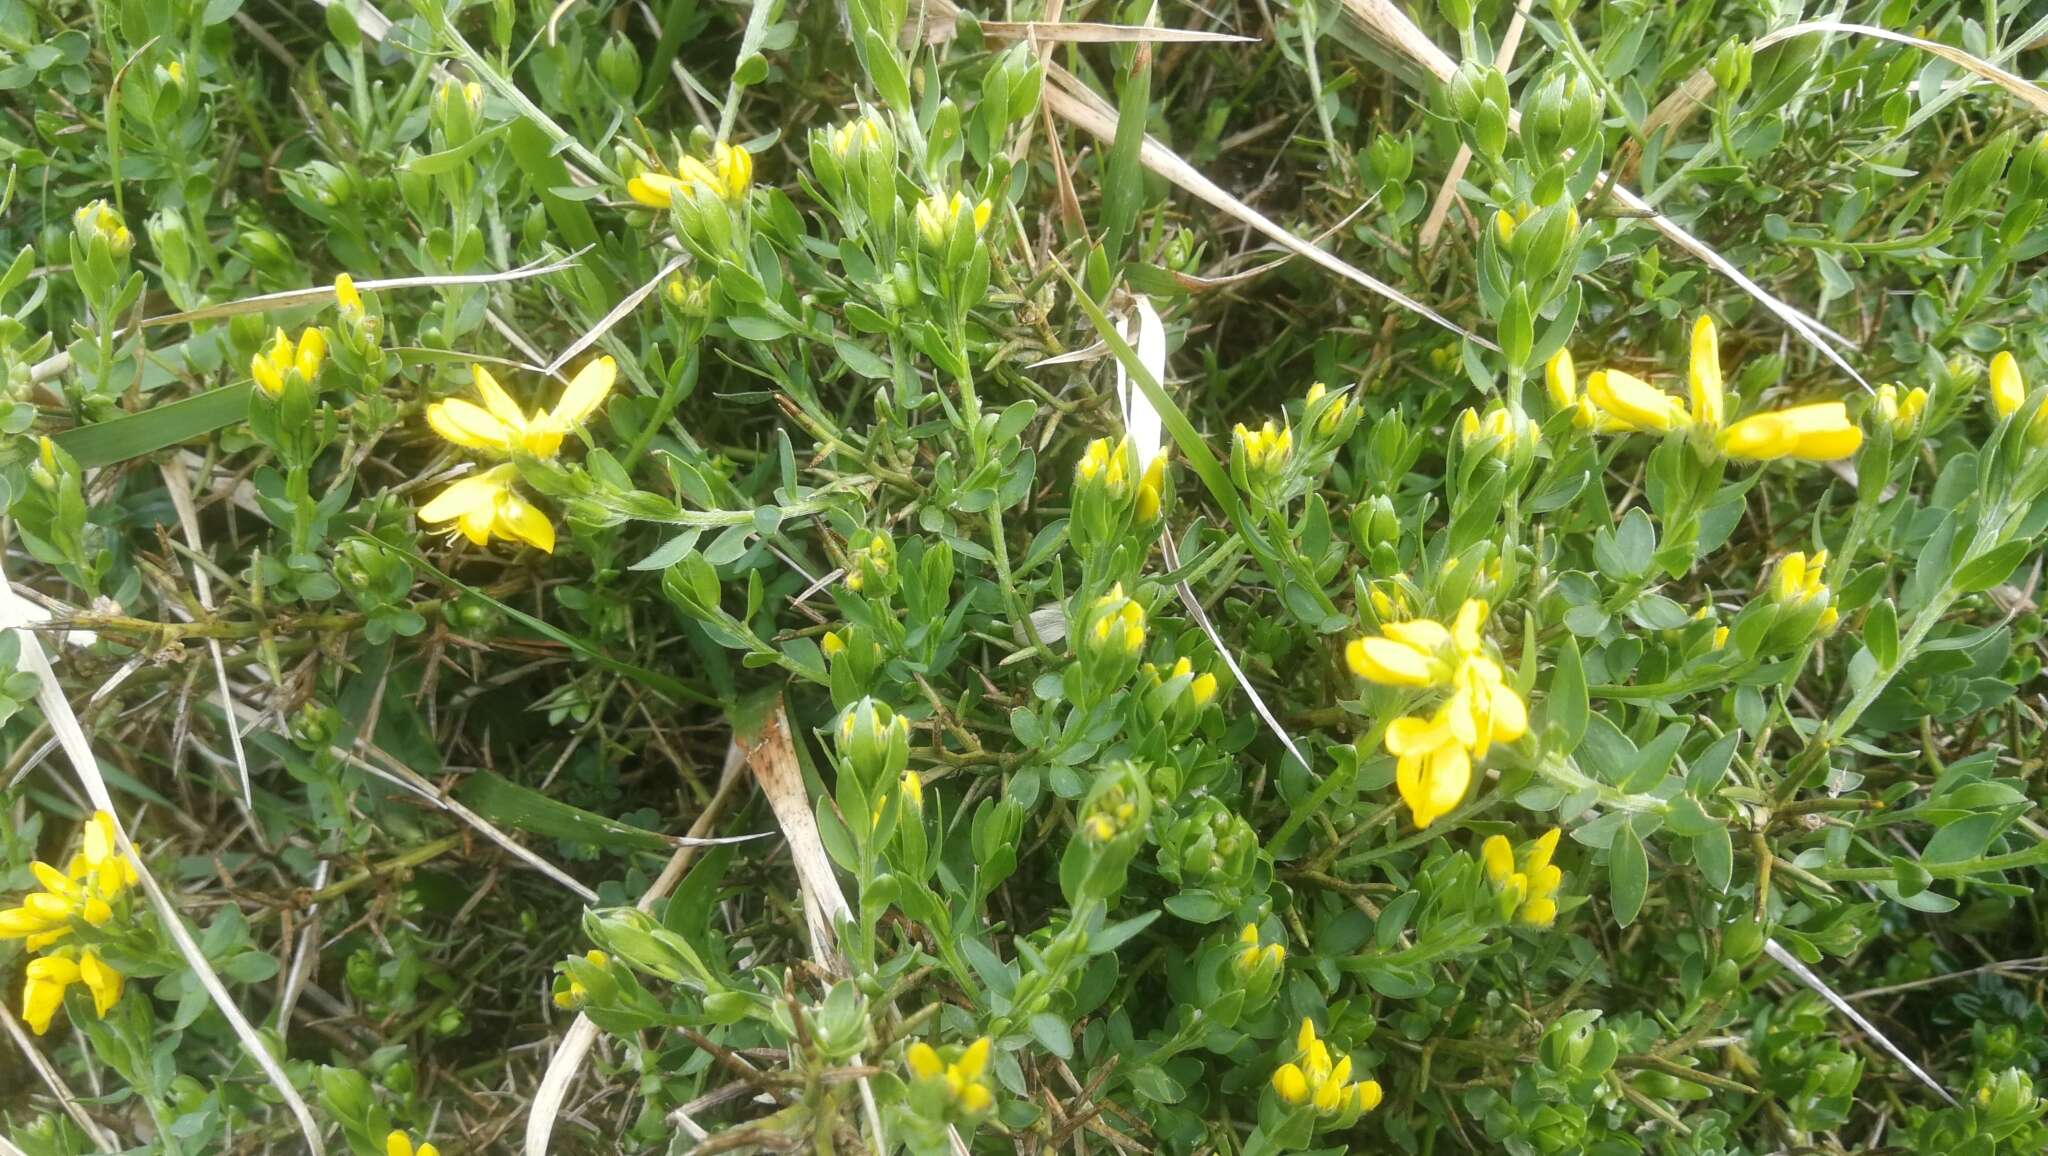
5,0 -> 2048,1154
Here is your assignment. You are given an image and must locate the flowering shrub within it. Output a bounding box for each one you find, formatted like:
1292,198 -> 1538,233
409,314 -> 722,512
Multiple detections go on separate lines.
5,0 -> 2048,1154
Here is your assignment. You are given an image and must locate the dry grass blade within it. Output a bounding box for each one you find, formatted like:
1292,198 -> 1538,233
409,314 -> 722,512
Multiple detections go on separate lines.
1754,21 -> 2048,115
0,562 -> 327,1155
740,698 -> 851,966
968,21 -> 1258,44
1036,66 -> 1493,347
2,1011 -> 120,1152
545,254 -> 689,376
159,458 -> 254,808
1764,938 -> 1958,1106
139,254 -> 586,330
526,744 -> 749,1156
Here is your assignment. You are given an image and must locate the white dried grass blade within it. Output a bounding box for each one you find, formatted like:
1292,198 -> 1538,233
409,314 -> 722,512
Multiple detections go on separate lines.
275,858 -> 330,1032
545,254 -> 688,375
0,1131 -> 29,1156
527,744 -> 746,1156
139,253 -> 585,329
353,740 -> 602,903
1754,21 -> 2048,115
2,1011 -> 119,1151
1114,297 -> 1167,470
1037,67 -> 1491,347
743,701 -> 852,962
0,563 -> 326,1155
975,21 -> 1256,44
1764,937 -> 1957,1105
1105,305 -> 1314,773
310,0 -> 393,40
161,458 -> 253,807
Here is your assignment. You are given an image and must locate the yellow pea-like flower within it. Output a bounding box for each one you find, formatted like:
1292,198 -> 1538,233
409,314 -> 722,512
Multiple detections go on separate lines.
417,465 -> 557,554
1719,401 -> 1864,461
1688,314 -> 1725,429
1587,368 -> 1691,433
425,358 -> 617,461
1990,351 -> 2025,418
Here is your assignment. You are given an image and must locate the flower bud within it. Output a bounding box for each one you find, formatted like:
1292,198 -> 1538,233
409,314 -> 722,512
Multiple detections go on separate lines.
836,696 -> 912,795
597,33 -> 642,98
433,78 -> 485,149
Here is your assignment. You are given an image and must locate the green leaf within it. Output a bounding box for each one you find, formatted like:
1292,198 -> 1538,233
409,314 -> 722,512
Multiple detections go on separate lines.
52,383 -> 252,468
451,772 -> 675,851
1953,540 -> 2029,593
1610,824 -> 1648,927
1548,635 -> 1588,750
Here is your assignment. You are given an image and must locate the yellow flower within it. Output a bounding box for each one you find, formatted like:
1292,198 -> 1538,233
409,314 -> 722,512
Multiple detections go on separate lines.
1234,922 -> 1286,974
1272,1062 -> 1310,1104
1546,348 -> 1578,411
1712,625 -> 1730,650
1385,707 -> 1472,829
711,142 -> 753,200
1443,654 -> 1527,757
1874,383 -> 1927,438
1234,420 -> 1294,474
821,631 -> 846,660
1189,671 -> 1219,708
1305,381 -> 1349,436
1688,314 -> 1725,430
629,144 -> 751,207
899,771 -> 924,812
1345,631 -> 1445,687
1459,406 -> 1537,450
1481,834 -> 1515,886
72,200 -> 134,255
1990,351 -> 2025,418
386,1131 -> 441,1156
906,1037 -> 996,1116
553,949 -> 608,1009
1135,455 -> 1165,522
914,191 -> 993,249
1719,402 -> 1864,461
78,950 -> 121,1016
21,954 -> 79,1035
250,326 -> 327,397
2,813 -> 136,952
1085,584 -> 1147,657
418,464 -> 557,553
335,273 -> 364,317
1493,208 -> 1519,246
1483,828 -> 1564,926
427,359 -> 616,460
1770,550 -> 1830,605
827,116 -> 884,159
1586,368 -> 1691,433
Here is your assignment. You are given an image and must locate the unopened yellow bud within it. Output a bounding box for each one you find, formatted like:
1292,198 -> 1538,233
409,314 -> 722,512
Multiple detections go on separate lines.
1272,1062 -> 1310,1104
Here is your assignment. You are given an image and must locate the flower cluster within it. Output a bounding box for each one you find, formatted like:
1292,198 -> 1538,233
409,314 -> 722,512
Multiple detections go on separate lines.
1271,1018 -> 1383,1121
1481,827 -> 1564,927
1233,921 -> 1285,977
1233,419 -> 1293,477
250,326 -> 327,397
913,190 -> 993,252
1081,583 -> 1147,660
1346,599 -> 1527,828
417,359 -> 617,553
1770,550 -> 1839,633
1460,404 -> 1538,452
386,1130 -> 441,1156
1872,382 -> 1928,438
1,812 -> 135,1034
72,199 -> 134,257
1557,315 -> 1864,461
552,949 -> 608,1009
627,141 -> 753,207
905,1036 -> 995,1116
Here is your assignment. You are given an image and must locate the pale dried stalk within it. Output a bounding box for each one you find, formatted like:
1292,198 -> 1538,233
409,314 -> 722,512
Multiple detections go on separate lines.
526,743 -> 749,1156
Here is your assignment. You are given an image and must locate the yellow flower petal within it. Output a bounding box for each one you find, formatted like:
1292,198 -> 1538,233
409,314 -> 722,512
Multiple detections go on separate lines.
551,356 -> 618,428
1588,369 -> 1689,433
426,399 -> 517,454
1990,351 -> 2025,418
906,1042 -> 943,1079
1546,348 -> 1578,409
1688,314 -> 1723,428
955,1036 -> 991,1080
78,951 -> 121,1017
418,469 -> 509,527
1481,834 -> 1515,885
387,1131 -> 415,1156
492,489 -> 557,554
1272,1062 -> 1309,1104
471,365 -> 529,428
